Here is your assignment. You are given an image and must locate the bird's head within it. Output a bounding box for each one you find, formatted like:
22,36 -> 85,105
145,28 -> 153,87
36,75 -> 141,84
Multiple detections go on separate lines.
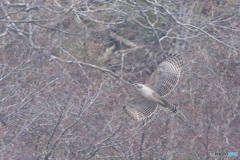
133,83 -> 144,90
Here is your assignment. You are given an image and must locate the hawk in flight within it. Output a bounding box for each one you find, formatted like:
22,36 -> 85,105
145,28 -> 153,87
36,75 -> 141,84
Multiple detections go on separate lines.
124,54 -> 183,121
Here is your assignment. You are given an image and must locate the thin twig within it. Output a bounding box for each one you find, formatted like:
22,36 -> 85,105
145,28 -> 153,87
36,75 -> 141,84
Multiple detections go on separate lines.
50,55 -> 133,86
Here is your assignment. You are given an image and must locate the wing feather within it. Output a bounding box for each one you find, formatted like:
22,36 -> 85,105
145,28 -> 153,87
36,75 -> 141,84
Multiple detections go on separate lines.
123,96 -> 179,121
123,98 -> 158,121
152,54 -> 183,97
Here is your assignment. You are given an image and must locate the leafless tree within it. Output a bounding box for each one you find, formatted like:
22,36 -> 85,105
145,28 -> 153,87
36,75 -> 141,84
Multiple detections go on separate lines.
0,0 -> 239,159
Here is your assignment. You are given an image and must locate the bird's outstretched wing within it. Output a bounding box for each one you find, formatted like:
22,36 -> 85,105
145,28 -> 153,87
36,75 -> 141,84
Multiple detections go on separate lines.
123,96 -> 179,121
146,54 -> 183,97
123,97 -> 158,121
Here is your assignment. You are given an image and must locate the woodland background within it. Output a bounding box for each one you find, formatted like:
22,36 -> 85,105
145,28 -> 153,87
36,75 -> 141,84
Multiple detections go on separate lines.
0,0 -> 240,159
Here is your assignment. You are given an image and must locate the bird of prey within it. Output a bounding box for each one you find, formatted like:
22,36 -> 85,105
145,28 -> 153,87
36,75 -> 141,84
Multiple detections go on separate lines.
123,54 -> 183,121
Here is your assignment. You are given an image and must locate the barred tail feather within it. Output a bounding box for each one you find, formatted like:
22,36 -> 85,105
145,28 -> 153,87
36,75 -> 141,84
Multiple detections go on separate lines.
161,103 -> 179,115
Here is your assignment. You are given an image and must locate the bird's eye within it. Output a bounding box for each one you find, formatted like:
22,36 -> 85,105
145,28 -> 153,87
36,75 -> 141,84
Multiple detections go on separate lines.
134,83 -> 142,89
